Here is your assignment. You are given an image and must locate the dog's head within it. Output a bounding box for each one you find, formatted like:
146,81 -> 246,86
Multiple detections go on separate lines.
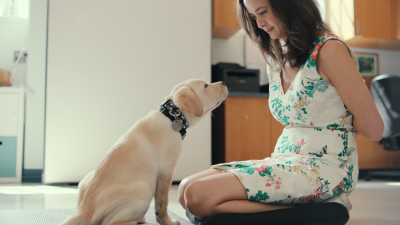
166,79 -> 228,126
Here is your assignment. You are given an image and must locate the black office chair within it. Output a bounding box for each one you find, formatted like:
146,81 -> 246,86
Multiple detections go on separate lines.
360,74 -> 400,181
370,74 -> 400,150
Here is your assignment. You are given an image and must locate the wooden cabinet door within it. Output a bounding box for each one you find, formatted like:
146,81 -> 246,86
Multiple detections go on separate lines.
354,0 -> 398,40
225,97 -> 272,162
356,135 -> 400,169
212,0 -> 241,39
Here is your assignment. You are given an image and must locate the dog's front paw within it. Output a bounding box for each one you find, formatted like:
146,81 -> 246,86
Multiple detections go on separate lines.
170,219 -> 180,225
156,212 -> 181,225
157,218 -> 180,225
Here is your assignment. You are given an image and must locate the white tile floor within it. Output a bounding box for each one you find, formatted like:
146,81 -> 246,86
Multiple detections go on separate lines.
1,180 -> 400,224
0,183 -> 188,221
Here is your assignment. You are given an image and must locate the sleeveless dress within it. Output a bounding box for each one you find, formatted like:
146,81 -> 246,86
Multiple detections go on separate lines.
211,33 -> 359,205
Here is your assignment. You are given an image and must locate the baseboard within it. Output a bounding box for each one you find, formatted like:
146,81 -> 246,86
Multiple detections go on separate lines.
359,169 -> 400,181
22,169 -> 43,182
21,170 -> 180,184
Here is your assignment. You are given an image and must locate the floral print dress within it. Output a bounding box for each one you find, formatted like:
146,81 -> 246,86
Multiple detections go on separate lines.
211,33 -> 359,205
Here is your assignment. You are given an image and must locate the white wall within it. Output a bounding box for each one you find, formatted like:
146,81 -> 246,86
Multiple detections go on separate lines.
211,31 -> 245,67
24,0 -> 47,170
23,1 -> 213,177
43,0 -> 211,183
0,18 -> 29,67
0,17 -> 29,87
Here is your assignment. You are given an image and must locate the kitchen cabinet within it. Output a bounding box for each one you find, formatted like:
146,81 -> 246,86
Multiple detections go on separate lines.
212,0 -> 241,39
213,95 -> 400,170
212,0 -> 400,46
353,0 -> 399,40
327,0 -> 400,50
356,135 -> 400,169
212,96 -> 285,164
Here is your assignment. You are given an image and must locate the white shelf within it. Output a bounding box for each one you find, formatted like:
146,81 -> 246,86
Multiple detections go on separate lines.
0,87 -> 25,183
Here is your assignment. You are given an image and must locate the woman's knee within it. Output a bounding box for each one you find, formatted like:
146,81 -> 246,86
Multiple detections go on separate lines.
184,180 -> 212,219
178,169 -> 225,209
178,177 -> 211,215
178,177 -> 192,209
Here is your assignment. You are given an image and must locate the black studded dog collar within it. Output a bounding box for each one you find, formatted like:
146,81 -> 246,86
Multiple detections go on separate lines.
159,99 -> 189,140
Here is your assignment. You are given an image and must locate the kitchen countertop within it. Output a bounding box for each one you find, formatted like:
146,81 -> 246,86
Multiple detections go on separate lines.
228,91 -> 269,98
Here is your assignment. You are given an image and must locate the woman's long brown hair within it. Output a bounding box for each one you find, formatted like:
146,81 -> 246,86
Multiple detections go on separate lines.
237,0 -> 331,70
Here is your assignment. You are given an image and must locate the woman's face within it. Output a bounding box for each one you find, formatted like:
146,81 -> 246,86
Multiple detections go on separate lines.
243,0 -> 287,41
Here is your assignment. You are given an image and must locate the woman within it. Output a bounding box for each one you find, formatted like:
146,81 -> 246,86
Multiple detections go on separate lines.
178,0 -> 384,222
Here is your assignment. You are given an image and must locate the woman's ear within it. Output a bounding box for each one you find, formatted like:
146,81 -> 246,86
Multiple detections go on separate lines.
173,87 -> 204,117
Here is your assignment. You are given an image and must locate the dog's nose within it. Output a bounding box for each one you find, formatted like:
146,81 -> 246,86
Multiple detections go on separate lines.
220,81 -> 226,86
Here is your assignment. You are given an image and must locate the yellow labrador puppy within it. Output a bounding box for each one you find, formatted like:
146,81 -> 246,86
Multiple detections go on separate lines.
60,79 -> 228,225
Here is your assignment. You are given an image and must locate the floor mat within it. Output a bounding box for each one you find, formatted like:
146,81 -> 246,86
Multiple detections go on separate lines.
0,207 -> 191,225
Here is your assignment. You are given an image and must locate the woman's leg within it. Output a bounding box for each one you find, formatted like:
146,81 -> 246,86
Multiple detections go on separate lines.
180,171 -> 293,220
178,168 -> 225,210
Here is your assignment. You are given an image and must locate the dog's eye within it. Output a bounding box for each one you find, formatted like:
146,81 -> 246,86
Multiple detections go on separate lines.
205,84 -> 208,88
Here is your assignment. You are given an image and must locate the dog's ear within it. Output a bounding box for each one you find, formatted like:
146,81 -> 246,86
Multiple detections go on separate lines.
173,87 -> 204,117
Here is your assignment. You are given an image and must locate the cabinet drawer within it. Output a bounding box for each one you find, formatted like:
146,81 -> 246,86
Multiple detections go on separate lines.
0,136 -> 17,177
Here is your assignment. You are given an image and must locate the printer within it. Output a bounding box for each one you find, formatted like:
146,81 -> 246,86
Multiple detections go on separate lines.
212,62 -> 265,93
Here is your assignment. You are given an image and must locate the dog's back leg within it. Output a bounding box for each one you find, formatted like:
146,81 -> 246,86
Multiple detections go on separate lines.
59,214 -> 90,225
109,212 -> 159,225
107,192 -> 154,225
60,171 -> 96,225
77,171 -> 95,203
138,216 -> 145,223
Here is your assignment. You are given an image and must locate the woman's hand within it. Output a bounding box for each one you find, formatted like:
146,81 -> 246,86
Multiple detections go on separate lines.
354,128 -> 361,137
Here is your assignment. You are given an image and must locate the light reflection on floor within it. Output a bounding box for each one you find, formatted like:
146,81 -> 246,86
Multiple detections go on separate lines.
0,185 -> 78,195
0,183 -> 187,220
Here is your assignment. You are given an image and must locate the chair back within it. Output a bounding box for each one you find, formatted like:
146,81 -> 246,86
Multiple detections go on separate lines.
370,74 -> 400,150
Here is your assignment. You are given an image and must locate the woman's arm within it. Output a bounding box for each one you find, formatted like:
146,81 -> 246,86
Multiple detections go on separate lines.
316,40 -> 384,141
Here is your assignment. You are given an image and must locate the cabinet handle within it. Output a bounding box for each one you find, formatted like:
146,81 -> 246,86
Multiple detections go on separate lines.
266,102 -> 269,117
356,20 -> 360,34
